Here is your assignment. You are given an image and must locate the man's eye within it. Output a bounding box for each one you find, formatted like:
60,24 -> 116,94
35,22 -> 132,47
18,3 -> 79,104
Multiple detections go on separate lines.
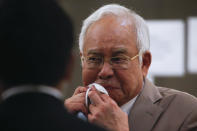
111,56 -> 127,63
87,57 -> 102,63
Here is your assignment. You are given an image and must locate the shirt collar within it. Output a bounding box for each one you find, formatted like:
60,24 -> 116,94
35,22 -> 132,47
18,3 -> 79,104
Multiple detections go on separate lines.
1,85 -> 63,101
120,81 -> 145,115
120,95 -> 138,115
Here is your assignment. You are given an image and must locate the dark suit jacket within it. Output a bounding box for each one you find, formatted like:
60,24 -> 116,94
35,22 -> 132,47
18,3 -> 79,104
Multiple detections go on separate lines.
129,78 -> 197,131
0,92 -> 106,131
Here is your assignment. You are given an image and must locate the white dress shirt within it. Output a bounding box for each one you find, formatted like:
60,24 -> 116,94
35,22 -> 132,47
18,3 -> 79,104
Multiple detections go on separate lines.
120,81 -> 145,115
120,95 -> 138,115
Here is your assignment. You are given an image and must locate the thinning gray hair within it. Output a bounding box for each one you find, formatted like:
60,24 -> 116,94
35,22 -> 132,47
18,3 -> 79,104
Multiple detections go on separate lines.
79,4 -> 150,63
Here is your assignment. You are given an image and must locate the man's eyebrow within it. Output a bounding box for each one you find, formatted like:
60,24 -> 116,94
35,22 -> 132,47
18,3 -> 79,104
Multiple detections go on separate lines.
112,48 -> 128,55
86,48 -> 128,55
87,50 -> 102,55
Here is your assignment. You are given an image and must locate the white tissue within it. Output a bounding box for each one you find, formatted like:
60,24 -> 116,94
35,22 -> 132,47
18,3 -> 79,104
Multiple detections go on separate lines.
85,83 -> 108,107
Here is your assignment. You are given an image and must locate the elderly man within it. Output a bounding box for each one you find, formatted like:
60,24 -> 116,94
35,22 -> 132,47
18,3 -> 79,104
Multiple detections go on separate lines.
65,4 -> 197,131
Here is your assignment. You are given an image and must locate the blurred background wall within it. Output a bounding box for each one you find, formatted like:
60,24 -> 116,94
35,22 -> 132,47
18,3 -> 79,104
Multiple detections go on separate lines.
58,0 -> 197,98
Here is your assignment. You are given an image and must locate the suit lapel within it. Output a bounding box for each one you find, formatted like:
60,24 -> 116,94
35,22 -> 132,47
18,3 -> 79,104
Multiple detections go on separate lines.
128,78 -> 163,131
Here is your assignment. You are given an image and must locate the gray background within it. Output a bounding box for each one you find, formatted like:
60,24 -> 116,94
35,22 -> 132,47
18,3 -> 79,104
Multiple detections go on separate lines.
58,0 -> 197,98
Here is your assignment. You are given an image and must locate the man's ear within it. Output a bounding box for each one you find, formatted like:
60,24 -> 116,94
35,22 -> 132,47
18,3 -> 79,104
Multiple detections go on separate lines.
141,51 -> 151,77
80,52 -> 82,62
79,52 -> 84,66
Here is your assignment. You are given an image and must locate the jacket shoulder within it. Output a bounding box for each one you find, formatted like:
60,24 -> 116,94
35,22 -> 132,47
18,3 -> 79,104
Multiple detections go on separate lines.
157,86 -> 197,109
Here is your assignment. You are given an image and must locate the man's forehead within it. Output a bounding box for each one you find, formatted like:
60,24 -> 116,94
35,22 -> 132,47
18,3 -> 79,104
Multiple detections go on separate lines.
86,15 -> 135,35
83,15 -> 138,55
86,47 -> 128,54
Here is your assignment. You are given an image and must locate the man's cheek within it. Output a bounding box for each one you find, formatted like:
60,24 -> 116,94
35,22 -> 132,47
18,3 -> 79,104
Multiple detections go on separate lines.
108,89 -> 124,103
82,70 -> 98,86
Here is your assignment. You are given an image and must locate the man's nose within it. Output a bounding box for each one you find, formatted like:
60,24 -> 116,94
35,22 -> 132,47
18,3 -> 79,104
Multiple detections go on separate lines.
98,62 -> 114,80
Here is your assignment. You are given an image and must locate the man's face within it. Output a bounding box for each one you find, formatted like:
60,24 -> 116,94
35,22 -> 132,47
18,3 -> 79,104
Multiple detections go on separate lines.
81,15 -> 148,106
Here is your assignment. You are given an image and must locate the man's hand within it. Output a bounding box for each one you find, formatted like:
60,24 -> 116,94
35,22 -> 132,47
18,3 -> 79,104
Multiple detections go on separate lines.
87,87 -> 129,131
64,86 -> 88,115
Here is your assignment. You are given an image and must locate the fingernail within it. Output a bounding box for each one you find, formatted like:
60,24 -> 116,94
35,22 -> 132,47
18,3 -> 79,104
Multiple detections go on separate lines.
91,86 -> 96,90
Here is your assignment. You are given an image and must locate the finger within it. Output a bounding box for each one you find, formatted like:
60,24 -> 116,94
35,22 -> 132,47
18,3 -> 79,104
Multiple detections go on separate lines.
73,86 -> 87,95
73,92 -> 86,102
87,111 -> 99,124
74,86 -> 87,94
73,103 -> 88,114
76,92 -> 86,98
80,104 -> 88,115
87,109 -> 101,125
88,104 -> 97,114
88,90 -> 103,106
87,113 -> 94,123
100,93 -> 111,102
87,113 -> 97,124
90,86 -> 97,91
65,93 -> 86,105
65,103 -> 88,114
91,86 -> 103,96
100,94 -> 118,107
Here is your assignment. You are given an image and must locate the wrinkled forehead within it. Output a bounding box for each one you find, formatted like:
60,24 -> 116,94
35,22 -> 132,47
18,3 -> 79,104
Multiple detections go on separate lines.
85,46 -> 129,55
83,15 -> 138,55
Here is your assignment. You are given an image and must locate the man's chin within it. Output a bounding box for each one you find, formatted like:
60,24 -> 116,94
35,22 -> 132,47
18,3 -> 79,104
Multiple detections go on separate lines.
108,92 -> 123,105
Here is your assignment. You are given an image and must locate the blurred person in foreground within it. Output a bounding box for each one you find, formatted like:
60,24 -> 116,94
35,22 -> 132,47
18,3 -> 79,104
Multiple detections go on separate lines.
0,0 -> 106,131
65,4 -> 197,131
